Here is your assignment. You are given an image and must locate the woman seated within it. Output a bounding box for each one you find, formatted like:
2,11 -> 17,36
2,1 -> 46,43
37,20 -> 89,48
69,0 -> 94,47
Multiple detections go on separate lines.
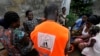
73,15 -> 97,50
82,25 -> 100,56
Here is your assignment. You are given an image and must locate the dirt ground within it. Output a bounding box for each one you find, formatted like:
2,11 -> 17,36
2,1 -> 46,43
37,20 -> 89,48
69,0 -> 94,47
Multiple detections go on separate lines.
69,47 -> 82,56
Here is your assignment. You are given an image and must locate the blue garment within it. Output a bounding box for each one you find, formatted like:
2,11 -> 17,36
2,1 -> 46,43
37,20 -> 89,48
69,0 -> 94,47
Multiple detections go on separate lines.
73,18 -> 84,30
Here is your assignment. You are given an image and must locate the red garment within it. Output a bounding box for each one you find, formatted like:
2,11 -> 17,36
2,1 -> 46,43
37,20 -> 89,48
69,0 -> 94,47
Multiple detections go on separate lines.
0,28 -> 21,56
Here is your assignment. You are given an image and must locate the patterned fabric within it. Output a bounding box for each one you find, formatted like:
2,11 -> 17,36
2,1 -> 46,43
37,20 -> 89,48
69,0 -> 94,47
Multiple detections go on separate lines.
0,26 -> 21,56
23,18 -> 38,34
12,28 -> 33,55
0,25 -> 33,56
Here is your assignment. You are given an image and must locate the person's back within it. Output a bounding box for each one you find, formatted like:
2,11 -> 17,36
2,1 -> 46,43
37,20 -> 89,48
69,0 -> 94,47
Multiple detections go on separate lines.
31,20 -> 69,56
30,4 -> 69,56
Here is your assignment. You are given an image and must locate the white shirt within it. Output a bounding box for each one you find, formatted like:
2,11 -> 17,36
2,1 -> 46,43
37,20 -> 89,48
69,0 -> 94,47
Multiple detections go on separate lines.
82,25 -> 89,37
82,33 -> 100,56
96,23 -> 100,27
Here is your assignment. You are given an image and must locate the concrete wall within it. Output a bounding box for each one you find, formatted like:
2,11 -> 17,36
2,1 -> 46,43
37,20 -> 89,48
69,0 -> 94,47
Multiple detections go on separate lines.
0,0 -> 99,17
92,0 -> 100,15
0,0 -> 62,17
0,0 -> 62,25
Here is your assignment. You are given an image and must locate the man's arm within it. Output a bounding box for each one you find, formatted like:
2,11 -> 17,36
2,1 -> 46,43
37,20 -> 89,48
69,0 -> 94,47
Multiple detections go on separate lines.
23,22 -> 30,34
65,30 -> 70,55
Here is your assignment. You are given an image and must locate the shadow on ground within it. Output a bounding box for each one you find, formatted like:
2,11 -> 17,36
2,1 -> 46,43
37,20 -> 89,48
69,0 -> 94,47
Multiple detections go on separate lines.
69,47 -> 82,56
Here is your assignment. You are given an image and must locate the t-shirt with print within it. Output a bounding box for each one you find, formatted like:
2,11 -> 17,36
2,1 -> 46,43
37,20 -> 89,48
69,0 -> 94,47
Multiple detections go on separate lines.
31,20 -> 69,56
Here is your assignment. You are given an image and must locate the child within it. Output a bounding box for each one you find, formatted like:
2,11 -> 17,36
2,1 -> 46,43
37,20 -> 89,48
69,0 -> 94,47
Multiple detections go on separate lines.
23,10 -> 38,34
58,7 -> 69,26
82,25 -> 100,56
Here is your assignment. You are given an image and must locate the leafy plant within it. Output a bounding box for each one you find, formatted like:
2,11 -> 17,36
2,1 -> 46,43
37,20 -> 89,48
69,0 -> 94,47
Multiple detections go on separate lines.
66,12 -> 78,27
66,0 -> 93,27
70,0 -> 93,15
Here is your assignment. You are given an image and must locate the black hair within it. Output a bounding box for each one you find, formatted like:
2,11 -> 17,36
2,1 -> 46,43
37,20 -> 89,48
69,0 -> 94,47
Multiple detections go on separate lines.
25,10 -> 32,17
87,15 -> 99,25
44,4 -> 58,19
4,11 -> 20,25
78,13 -> 90,18
89,25 -> 100,36
82,13 -> 91,18
62,7 -> 66,10
97,16 -> 100,23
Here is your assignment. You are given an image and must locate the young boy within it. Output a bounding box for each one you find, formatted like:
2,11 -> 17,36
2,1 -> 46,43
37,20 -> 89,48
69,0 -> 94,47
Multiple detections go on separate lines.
23,10 -> 38,34
58,7 -> 68,26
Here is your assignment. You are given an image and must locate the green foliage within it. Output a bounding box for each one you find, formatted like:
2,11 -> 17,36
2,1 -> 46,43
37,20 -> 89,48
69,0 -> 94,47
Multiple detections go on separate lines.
70,0 -> 93,15
66,12 -> 78,27
66,0 -> 93,27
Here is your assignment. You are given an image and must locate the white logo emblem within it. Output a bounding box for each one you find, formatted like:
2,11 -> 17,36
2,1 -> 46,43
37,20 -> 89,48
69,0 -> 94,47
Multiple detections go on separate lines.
38,32 -> 56,52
